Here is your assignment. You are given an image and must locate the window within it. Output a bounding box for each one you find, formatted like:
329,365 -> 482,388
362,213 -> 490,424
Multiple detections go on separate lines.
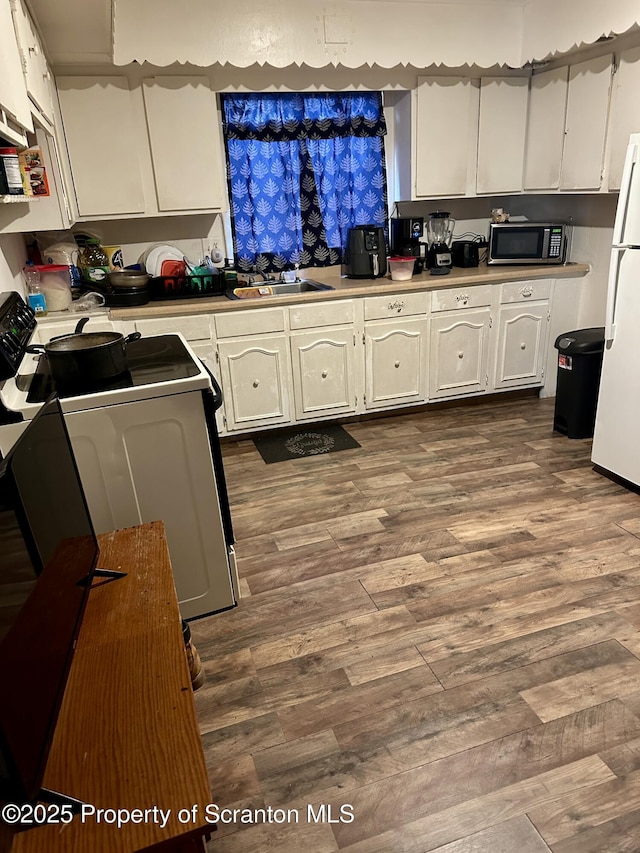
222,91 -> 388,274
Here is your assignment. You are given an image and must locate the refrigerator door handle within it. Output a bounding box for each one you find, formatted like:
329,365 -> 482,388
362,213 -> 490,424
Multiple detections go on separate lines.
613,142 -> 639,246
605,247 -> 625,344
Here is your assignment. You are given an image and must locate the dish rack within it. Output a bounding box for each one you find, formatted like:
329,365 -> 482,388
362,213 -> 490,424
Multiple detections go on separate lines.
150,273 -> 225,300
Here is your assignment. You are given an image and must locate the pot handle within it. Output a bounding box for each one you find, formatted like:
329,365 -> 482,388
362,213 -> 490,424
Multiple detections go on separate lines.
124,332 -> 142,345
26,344 -> 45,354
74,317 -> 91,334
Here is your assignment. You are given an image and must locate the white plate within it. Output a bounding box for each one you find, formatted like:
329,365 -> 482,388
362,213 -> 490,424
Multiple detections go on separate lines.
142,245 -> 185,277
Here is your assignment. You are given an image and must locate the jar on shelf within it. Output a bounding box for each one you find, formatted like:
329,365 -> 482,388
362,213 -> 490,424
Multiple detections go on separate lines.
0,148 -> 25,196
78,239 -> 110,283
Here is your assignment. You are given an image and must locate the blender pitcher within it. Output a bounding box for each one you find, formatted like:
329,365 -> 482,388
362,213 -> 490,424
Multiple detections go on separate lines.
426,211 -> 455,274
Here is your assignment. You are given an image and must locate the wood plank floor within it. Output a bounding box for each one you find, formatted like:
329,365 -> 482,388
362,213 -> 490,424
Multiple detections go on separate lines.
190,395 -> 640,852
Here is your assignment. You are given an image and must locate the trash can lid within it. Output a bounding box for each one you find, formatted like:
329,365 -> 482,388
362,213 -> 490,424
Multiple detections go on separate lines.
554,327 -> 605,354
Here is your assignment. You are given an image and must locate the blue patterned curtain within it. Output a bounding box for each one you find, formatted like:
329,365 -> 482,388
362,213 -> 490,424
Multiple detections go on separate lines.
222,92 -> 388,273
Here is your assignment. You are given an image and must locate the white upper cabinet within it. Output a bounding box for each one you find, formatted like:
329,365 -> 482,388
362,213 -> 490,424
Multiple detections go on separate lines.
523,66 -> 568,191
476,76 -> 529,194
142,77 -> 226,212
56,76 -> 146,217
0,0 -> 32,146
414,77 -> 478,198
56,75 -> 227,220
608,46 -> 640,191
560,54 -> 613,191
11,0 -> 54,125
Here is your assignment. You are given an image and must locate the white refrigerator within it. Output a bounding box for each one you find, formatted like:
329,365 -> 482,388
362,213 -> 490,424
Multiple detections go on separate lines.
592,132 -> 640,485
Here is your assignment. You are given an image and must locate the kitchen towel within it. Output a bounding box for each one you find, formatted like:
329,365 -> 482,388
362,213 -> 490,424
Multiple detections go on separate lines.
252,423 -> 360,464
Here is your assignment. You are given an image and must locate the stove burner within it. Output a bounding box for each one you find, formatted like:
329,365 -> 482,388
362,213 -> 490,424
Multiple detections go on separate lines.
23,334 -> 202,404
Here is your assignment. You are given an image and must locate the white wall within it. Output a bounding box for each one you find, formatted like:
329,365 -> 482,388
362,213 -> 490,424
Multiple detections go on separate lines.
0,234 -> 27,297
66,214 -> 227,270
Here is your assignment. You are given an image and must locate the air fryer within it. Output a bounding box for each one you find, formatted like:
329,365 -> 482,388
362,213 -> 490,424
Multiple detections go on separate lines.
343,226 -> 387,279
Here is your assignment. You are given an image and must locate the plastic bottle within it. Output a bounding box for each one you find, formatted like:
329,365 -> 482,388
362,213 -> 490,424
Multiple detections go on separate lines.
78,239 -> 110,284
23,263 -> 47,315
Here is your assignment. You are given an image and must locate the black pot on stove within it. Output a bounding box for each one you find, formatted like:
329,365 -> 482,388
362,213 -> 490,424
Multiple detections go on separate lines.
26,318 -> 141,391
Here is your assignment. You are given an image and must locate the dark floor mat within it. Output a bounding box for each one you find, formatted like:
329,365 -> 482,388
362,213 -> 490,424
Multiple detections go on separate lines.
252,423 -> 361,464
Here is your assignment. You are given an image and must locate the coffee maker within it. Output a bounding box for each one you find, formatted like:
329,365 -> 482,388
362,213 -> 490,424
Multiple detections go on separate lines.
390,217 -> 424,273
343,226 -> 387,279
426,210 -> 455,275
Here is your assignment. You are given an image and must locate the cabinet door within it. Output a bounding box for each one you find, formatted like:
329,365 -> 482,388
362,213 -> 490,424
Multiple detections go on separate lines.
365,318 -> 427,410
56,76 -> 146,217
429,309 -> 491,399
494,303 -> 549,389
11,0 -> 54,123
560,54 -> 613,191
608,46 -> 640,191
523,66 -> 568,191
142,77 -> 225,212
414,77 -> 477,197
290,328 -> 356,419
0,0 -> 32,146
476,77 -> 528,194
218,335 -> 291,431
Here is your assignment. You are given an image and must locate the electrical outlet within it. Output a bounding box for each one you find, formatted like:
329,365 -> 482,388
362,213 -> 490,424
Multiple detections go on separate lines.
210,244 -> 224,264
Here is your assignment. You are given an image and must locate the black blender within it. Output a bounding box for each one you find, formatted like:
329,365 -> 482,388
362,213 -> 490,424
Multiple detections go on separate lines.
426,211 -> 455,275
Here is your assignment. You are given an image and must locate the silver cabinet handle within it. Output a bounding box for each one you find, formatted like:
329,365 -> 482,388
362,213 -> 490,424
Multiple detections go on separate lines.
252,379 -> 260,388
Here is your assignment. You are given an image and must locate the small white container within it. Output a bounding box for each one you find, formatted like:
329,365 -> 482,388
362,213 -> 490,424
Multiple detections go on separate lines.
35,264 -> 73,311
388,257 -> 415,281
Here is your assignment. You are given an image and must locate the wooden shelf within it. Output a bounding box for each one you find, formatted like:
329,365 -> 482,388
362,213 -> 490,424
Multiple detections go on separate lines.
7,521 -> 213,853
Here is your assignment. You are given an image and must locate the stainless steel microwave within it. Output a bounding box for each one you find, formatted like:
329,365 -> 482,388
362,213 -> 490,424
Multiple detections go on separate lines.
488,222 -> 571,265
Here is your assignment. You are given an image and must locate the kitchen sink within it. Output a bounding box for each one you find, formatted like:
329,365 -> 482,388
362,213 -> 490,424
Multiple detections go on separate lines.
226,280 -> 334,299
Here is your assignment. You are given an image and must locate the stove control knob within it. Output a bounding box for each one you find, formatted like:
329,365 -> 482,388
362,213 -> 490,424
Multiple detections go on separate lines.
2,332 -> 19,354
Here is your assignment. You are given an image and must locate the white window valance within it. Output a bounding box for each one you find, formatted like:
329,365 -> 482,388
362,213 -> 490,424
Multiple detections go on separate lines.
113,0 -> 640,69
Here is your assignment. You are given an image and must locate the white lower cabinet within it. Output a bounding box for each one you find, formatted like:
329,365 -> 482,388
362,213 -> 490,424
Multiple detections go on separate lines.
493,304 -> 549,389
363,292 -> 428,409
290,328 -> 357,420
429,309 -> 492,399
428,284 -> 493,400
157,277 -> 559,433
492,279 -> 552,390
218,335 -> 292,431
365,319 -> 427,409
215,308 -> 291,432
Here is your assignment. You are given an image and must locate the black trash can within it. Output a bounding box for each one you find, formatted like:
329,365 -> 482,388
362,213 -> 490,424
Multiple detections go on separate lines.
553,327 -> 605,439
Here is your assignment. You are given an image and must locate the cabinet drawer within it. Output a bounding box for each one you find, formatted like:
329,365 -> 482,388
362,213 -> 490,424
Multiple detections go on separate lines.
364,292 -> 428,320
215,308 -> 286,338
431,284 -> 493,312
290,301 -> 354,329
500,279 -> 552,304
135,316 -> 212,341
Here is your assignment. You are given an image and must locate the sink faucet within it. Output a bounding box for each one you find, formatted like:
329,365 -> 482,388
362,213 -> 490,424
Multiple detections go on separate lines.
249,266 -> 275,284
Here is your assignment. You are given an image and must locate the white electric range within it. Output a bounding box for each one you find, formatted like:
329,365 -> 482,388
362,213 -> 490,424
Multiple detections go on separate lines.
0,291 -> 238,619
